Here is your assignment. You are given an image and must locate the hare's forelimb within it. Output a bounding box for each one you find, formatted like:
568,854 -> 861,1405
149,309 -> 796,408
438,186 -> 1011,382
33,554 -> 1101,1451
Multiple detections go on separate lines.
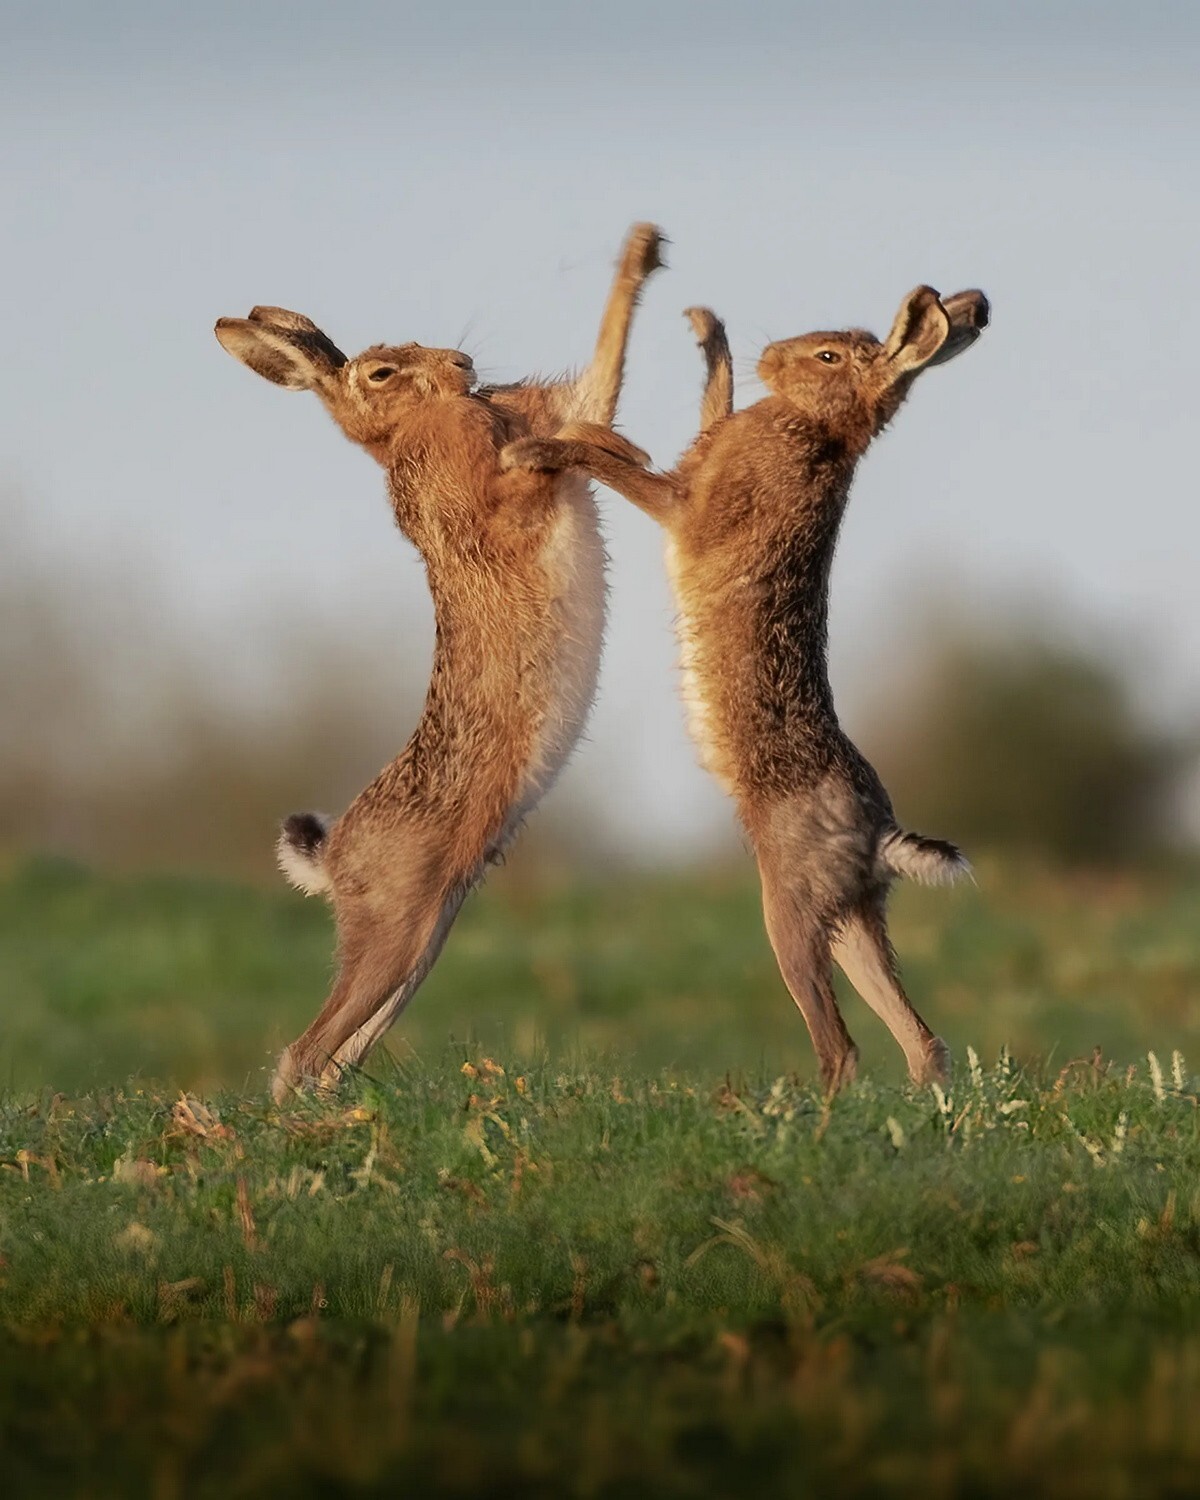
553,421 -> 649,467
758,865 -> 860,1093
684,307 -> 733,434
480,223 -> 665,437
500,433 -> 680,524
571,222 -> 665,426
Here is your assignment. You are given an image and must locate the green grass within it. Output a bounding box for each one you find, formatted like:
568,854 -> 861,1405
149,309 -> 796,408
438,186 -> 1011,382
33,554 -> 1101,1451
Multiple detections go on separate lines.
3,855 -> 1200,1496
4,853 -> 1200,1093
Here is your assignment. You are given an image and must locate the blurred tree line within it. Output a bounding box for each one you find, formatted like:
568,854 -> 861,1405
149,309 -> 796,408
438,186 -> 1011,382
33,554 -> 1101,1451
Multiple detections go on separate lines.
0,495 -> 612,878
864,621 -> 1195,866
2,496 -> 1195,874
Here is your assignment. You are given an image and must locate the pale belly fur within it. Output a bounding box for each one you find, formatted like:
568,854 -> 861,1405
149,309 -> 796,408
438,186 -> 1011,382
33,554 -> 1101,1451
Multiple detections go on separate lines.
663,536 -> 736,797
505,471 -> 608,835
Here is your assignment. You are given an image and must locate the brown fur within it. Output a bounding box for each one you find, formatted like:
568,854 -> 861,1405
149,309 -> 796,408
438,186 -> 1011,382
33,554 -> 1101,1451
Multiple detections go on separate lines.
214,224 -> 664,1099
502,285 -> 989,1090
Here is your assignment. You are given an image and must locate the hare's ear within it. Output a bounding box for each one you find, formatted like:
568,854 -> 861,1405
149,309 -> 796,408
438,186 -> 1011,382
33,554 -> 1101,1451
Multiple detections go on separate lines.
214,316 -> 347,391
248,306 -> 323,333
883,286 -> 951,377
927,288 -> 989,368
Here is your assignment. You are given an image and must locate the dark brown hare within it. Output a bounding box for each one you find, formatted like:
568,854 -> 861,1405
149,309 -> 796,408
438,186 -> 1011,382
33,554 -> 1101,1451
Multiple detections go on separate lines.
501,284 -> 989,1091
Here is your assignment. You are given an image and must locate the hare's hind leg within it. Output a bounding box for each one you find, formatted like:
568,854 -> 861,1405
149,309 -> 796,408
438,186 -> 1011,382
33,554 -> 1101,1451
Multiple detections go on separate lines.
273,960 -> 367,1103
323,881 -> 473,1084
571,222 -> 665,425
273,876 -> 472,1101
758,863 -> 859,1093
832,897 -> 949,1086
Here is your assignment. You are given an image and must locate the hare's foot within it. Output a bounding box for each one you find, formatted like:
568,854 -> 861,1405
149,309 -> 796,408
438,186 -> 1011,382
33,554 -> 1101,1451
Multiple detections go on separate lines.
271,1044 -> 302,1104
911,1036 -> 951,1088
821,1042 -> 861,1096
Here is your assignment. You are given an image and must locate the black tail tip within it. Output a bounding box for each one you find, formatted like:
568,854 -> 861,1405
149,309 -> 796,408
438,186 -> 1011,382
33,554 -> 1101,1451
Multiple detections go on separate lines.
282,812 -> 328,857
909,833 -> 966,862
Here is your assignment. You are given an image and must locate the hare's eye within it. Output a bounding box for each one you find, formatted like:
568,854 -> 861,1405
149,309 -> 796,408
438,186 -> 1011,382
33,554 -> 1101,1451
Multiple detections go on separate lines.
367,366 -> 397,383
816,350 -> 840,365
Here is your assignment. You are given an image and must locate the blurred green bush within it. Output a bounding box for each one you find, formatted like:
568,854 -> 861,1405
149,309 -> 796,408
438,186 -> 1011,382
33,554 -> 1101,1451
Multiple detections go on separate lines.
867,624 -> 1194,864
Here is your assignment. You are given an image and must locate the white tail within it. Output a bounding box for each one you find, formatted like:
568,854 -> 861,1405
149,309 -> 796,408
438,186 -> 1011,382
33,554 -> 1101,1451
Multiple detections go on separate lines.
876,827 -> 972,886
276,812 -> 333,897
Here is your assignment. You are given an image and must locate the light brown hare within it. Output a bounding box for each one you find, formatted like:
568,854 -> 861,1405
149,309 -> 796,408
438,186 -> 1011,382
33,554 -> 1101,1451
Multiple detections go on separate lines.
502,284 -> 989,1091
215,223 -> 664,1099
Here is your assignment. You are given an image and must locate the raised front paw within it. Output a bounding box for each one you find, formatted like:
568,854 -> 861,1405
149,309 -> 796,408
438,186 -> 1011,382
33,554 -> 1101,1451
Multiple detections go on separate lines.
684,306 -> 725,348
620,222 -> 667,283
500,438 -> 562,474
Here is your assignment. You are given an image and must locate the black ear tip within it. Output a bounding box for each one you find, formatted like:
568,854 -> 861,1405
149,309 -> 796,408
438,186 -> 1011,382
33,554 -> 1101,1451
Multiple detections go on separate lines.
943,289 -> 991,331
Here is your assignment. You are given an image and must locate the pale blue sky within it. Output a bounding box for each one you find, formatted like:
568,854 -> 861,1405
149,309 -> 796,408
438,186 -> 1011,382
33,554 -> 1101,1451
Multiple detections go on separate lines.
2,1 -> 1197,854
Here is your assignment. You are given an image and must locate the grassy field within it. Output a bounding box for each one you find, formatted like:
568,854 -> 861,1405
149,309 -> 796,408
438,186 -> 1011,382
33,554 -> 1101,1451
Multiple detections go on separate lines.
3,854 -> 1200,1496
4,853 -> 1200,1094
